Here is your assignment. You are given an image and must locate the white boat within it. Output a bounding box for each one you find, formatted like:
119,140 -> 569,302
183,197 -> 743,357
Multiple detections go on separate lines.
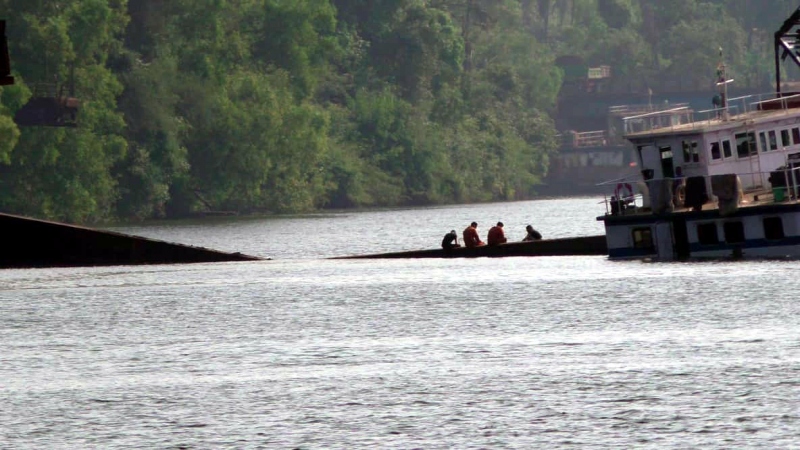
596,7 -> 800,260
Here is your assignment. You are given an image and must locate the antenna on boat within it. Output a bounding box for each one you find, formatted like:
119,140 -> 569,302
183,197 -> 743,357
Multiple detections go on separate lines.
715,47 -> 733,120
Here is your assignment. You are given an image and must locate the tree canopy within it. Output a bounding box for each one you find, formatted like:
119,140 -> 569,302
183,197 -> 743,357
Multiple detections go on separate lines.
0,0 -> 794,223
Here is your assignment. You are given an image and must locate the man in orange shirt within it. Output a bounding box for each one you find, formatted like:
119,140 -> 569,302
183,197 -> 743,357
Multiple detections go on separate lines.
462,222 -> 484,248
487,222 -> 507,246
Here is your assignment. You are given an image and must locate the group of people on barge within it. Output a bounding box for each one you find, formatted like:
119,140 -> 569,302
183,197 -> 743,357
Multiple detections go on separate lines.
441,222 -> 542,250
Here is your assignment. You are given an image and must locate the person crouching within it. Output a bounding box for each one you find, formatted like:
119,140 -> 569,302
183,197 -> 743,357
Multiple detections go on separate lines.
487,222 -> 507,246
441,230 -> 461,250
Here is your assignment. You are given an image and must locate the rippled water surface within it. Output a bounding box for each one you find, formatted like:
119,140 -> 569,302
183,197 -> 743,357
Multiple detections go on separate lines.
2,198 -> 800,449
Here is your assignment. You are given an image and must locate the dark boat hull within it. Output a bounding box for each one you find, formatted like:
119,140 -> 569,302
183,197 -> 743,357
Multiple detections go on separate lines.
333,235 -> 607,259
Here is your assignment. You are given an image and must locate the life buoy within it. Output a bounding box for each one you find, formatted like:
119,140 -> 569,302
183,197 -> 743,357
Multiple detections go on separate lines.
614,182 -> 634,200
673,183 -> 686,207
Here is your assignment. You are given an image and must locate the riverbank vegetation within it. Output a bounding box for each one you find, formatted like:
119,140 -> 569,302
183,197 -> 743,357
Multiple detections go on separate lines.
0,0 -> 795,223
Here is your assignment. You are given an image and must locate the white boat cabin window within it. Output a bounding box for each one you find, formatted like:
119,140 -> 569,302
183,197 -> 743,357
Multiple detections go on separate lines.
710,139 -> 732,161
710,142 -> 721,160
697,223 -> 719,245
632,227 -> 654,249
759,131 -> 777,152
793,127 -> 800,145
781,129 -> 791,148
722,140 -> 732,158
735,132 -> 756,159
723,221 -> 745,244
682,140 -> 699,163
763,217 -> 785,240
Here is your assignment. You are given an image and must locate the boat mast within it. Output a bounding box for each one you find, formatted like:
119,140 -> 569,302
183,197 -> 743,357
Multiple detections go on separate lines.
716,48 -> 730,120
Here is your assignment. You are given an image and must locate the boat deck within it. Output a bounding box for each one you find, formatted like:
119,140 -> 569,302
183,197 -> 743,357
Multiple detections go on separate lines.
604,185 -> 799,219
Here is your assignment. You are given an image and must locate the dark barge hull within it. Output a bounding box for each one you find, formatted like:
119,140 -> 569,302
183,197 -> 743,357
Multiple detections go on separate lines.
333,235 -> 607,259
0,212 -> 262,269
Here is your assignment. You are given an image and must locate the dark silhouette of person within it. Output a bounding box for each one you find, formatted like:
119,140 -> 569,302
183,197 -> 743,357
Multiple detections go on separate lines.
441,230 -> 460,250
523,225 -> 542,241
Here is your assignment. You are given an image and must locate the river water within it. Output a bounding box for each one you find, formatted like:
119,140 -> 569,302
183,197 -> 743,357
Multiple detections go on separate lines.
2,198 -> 800,449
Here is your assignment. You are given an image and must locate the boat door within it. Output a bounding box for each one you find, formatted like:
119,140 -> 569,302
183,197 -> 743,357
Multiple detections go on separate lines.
659,146 -> 675,179
654,221 -> 674,260
673,217 -> 689,259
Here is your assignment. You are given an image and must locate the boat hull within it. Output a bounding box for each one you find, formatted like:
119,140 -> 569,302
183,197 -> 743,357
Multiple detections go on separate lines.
599,202 -> 800,260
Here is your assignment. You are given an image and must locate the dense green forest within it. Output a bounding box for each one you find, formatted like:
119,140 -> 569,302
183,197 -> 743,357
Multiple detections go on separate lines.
0,0 -> 798,223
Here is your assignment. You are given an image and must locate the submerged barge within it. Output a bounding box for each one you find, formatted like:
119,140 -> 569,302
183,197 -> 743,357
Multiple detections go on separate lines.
333,235 -> 607,259
0,212 -> 262,269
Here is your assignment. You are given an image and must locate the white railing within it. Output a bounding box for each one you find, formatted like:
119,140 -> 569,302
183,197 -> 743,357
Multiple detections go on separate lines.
558,130 -> 608,148
622,91 -> 800,136
597,166 -> 800,216
609,102 -> 690,117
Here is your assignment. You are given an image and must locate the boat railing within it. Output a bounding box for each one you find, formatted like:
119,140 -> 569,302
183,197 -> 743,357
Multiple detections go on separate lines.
622,91 -> 800,135
609,102 -> 690,117
558,130 -> 610,148
622,107 -> 694,135
599,166 -> 800,216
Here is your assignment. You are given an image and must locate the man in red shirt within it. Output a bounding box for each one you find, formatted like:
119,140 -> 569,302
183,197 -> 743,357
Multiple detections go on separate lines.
487,222 -> 507,246
462,222 -> 484,248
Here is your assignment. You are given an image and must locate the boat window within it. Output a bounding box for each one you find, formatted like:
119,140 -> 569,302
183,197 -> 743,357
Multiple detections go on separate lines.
682,140 -> 699,163
759,132 -> 768,152
793,127 -> 800,145
632,227 -> 654,249
710,142 -> 721,160
764,217 -> 785,240
697,223 -> 719,245
735,132 -> 756,158
722,140 -> 732,158
723,221 -> 745,243
782,129 -> 791,147
659,146 -> 675,178
769,130 -> 778,151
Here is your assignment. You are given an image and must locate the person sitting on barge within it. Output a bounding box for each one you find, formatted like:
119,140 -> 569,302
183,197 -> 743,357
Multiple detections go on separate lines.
441,230 -> 460,250
523,224 -> 542,241
462,222 -> 484,248
487,222 -> 508,246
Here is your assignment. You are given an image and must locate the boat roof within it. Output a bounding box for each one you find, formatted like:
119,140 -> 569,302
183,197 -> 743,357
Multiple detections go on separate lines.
623,93 -> 800,140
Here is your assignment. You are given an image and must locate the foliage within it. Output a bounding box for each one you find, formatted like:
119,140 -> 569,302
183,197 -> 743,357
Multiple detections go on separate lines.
0,0 -> 795,222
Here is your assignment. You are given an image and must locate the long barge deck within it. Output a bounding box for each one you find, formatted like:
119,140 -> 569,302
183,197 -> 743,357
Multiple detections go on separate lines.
332,235 -> 607,259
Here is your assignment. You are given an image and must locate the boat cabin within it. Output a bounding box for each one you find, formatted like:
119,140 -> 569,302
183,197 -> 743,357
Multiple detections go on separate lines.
596,7 -> 800,260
